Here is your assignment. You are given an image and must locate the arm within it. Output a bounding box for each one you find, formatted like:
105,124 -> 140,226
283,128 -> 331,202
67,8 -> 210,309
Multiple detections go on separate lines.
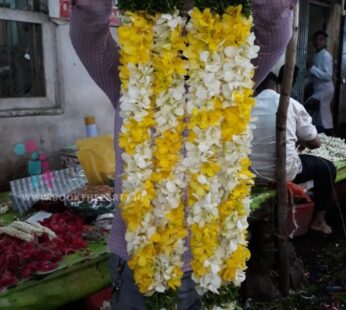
305,69 -> 313,85
305,136 -> 320,149
293,99 -> 320,149
252,0 -> 298,86
309,53 -> 333,82
297,136 -> 321,151
70,0 -> 120,106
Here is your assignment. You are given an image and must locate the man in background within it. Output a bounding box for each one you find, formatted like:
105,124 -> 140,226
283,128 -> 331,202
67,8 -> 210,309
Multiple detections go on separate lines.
305,30 -> 334,135
251,73 -> 336,235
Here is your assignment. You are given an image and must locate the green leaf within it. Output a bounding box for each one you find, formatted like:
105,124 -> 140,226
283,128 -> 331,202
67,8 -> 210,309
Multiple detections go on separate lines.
117,0 -> 251,16
144,289 -> 179,310
202,284 -> 240,309
117,0 -> 184,13
192,0 -> 251,16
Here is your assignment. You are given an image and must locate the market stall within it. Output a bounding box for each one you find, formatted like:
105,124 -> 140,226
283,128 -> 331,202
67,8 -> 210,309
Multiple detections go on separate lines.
251,134 -> 346,212
251,160 -> 346,210
1,133 -> 346,309
244,134 -> 346,300
0,187 -> 113,310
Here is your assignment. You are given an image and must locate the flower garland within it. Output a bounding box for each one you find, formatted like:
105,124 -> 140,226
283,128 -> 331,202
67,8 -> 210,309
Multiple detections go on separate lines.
118,11 -> 189,295
184,8 -> 227,294
117,2 -> 259,302
0,201 -> 10,215
302,133 -> 346,162
117,12 -> 158,294
184,6 -> 259,293
150,12 -> 188,292
217,29 -> 259,289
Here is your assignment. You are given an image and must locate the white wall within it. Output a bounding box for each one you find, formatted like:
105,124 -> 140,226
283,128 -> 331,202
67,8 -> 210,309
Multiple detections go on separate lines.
0,23 -> 115,190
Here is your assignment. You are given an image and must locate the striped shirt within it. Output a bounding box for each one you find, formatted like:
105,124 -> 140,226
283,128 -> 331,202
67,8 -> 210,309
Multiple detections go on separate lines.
70,0 -> 297,271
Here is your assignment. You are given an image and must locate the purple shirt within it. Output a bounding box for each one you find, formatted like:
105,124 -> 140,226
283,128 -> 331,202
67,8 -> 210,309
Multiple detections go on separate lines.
70,0 -> 297,271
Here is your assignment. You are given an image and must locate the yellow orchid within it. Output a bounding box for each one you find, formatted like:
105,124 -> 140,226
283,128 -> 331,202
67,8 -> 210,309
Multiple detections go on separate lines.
220,245 -> 251,282
184,5 -> 257,294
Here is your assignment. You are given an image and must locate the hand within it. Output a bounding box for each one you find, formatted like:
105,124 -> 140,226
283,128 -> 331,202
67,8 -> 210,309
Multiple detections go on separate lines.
296,140 -> 307,152
307,57 -> 313,68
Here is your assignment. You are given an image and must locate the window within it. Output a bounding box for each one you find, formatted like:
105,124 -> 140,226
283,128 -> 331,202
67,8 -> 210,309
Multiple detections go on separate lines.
0,0 -> 41,11
0,20 -> 45,98
0,0 -> 62,117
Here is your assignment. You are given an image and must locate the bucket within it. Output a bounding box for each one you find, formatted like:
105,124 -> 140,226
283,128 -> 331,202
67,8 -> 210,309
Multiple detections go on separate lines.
287,201 -> 315,237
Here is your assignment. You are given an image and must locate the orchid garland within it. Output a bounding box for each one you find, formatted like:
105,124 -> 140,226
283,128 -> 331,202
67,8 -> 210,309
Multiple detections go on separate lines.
184,6 -> 258,294
118,12 -> 158,294
150,12 -> 188,292
118,11 -> 189,295
117,2 -> 258,307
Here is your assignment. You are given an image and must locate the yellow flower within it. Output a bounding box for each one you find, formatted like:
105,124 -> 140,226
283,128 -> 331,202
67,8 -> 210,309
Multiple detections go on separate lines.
188,107 -> 223,130
153,123 -> 184,180
190,222 -> 220,277
223,6 -> 252,47
119,113 -> 156,154
171,26 -> 186,51
220,245 -> 251,282
167,266 -> 183,289
117,12 -> 155,65
121,194 -> 154,231
189,174 -> 210,198
201,162 -> 221,177
128,243 -> 156,293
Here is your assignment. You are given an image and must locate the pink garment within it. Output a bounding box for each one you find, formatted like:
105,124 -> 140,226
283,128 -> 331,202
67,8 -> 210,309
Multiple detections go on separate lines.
70,0 -> 297,271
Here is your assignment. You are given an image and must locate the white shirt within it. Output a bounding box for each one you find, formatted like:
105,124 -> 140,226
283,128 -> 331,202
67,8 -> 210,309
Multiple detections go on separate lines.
307,48 -> 334,129
250,89 -> 318,181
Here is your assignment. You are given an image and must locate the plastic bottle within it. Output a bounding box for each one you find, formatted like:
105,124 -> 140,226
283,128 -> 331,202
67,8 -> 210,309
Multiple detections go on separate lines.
85,115 -> 98,137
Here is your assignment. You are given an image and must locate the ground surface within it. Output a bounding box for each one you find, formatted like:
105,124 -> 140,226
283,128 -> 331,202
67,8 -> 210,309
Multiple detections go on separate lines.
246,201 -> 346,310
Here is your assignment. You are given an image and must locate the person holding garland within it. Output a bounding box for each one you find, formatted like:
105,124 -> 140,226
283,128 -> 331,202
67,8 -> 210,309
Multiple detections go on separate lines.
70,0 -> 298,308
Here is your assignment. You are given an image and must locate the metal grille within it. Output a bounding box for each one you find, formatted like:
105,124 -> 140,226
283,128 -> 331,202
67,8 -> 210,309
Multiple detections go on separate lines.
295,0 -> 310,103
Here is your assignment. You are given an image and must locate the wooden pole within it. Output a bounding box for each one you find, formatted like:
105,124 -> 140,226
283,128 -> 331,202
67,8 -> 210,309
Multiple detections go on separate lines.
276,3 -> 299,296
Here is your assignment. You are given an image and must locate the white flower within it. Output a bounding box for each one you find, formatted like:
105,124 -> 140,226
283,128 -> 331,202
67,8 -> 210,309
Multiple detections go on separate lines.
147,226 -> 156,238
224,46 -> 239,58
211,303 -> 236,310
196,86 -> 208,100
197,175 -> 208,184
223,70 -> 235,82
302,133 -> 346,162
210,263 -> 221,274
166,181 -> 177,193
205,63 -> 222,73
221,84 -> 232,98
207,80 -> 221,96
155,283 -> 166,293
199,273 -> 222,293
200,51 -> 210,63
233,270 -> 246,287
